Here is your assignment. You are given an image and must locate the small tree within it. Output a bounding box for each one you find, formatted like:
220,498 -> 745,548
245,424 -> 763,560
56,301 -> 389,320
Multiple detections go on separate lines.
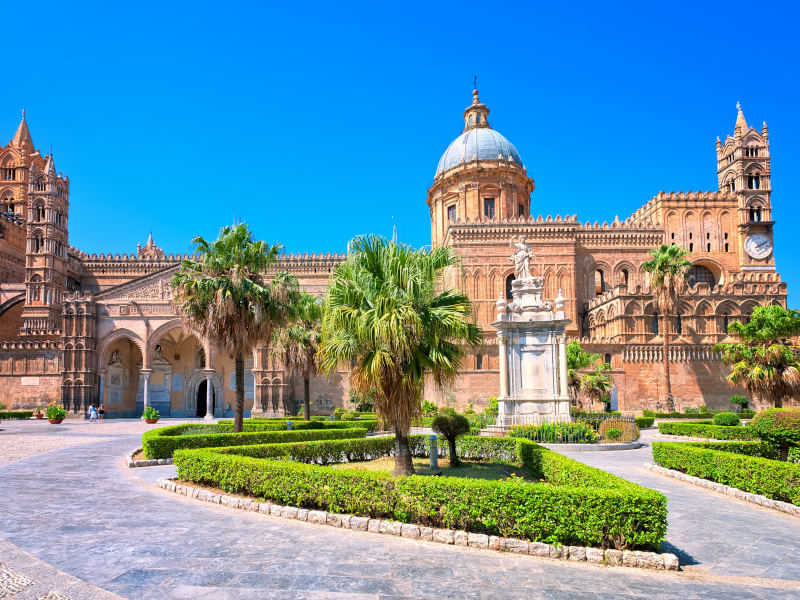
432,411 -> 470,467
715,305 -> 800,408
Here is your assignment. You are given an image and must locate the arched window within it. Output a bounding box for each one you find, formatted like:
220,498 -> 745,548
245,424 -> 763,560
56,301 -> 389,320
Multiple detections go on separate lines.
675,312 -> 682,335
35,204 -> 45,222
747,174 -> 761,190
687,265 -> 716,287
505,274 -> 515,300
595,270 -> 605,295
476,354 -> 483,370
651,312 -> 659,335
621,269 -> 629,289
721,313 -> 730,334
749,207 -> 762,222
604,353 -> 612,366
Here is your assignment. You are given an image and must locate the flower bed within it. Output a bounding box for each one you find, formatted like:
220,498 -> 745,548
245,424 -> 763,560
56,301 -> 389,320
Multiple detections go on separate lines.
652,441 -> 800,505
174,435 -> 667,549
142,424 -> 368,459
657,422 -> 758,440
0,411 -> 34,420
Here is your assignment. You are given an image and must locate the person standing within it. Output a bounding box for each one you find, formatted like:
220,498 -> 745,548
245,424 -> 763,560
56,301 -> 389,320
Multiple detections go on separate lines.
98,404 -> 105,422
88,404 -> 98,423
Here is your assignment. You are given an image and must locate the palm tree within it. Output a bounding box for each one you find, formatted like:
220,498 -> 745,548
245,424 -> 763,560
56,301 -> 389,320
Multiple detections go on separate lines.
318,235 -> 482,476
273,291 -> 322,420
715,305 -> 800,408
579,362 -> 613,412
642,244 -> 691,412
566,341 -> 600,407
171,224 -> 298,432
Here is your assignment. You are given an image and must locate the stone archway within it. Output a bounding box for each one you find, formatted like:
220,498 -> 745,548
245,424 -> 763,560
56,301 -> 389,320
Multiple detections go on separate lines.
184,371 -> 224,417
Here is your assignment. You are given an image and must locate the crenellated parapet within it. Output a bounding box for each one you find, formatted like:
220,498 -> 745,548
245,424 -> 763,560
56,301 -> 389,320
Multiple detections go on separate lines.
271,252 -> 346,274
628,190 -> 741,225
0,339 -> 61,351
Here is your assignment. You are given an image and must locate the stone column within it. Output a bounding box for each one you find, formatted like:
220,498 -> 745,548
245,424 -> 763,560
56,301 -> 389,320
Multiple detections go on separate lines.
98,371 -> 105,406
204,370 -> 215,421
141,369 -> 152,411
498,331 -> 508,398
558,336 -> 568,398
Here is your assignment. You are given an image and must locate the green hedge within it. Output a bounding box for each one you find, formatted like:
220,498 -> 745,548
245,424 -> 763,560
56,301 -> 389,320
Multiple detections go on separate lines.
0,411 -> 34,420
643,410 -> 756,420
216,419 -> 379,433
635,417 -> 654,429
174,435 -> 667,549
142,425 -> 368,459
657,422 -> 758,440
652,441 -> 800,505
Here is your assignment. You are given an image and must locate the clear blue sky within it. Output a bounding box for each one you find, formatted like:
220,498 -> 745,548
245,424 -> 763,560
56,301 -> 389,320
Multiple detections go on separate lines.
3,1 -> 799,303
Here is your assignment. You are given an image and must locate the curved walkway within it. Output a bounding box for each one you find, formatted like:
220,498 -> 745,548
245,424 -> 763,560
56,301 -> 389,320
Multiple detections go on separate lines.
1,421 -> 799,599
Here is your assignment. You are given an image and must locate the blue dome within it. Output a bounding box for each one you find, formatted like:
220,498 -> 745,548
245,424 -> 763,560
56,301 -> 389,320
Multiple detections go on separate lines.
435,128 -> 523,177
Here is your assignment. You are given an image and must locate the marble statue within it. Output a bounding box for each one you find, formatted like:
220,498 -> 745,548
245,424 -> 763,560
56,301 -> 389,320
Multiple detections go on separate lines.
510,236 -> 534,280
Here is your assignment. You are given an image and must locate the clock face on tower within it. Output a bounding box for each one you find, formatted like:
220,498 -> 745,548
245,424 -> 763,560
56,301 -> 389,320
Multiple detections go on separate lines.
744,234 -> 773,260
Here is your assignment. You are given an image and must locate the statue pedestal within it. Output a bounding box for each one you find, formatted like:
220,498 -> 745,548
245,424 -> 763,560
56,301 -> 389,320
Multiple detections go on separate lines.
492,277 -> 571,430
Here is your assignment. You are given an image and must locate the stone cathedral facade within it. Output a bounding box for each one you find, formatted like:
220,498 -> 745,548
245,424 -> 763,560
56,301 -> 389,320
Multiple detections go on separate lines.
0,92 -> 787,416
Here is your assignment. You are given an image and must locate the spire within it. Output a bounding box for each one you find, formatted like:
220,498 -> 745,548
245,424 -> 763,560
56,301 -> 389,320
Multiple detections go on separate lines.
43,153 -> 56,175
10,109 -> 34,151
735,101 -> 748,133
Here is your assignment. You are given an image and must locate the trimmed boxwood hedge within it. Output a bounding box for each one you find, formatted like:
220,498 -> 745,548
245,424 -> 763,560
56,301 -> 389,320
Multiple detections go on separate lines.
142,424 -> 368,459
174,435 -> 667,549
635,417 -> 654,429
0,411 -> 34,420
657,422 -> 758,440
652,441 -> 800,505
231,418 -> 381,432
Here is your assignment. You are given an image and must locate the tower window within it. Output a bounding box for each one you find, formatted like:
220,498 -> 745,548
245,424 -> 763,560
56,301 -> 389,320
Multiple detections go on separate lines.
706,232 -> 710,239
476,114 -> 482,125
727,180 -> 736,192
483,197 -> 495,219
689,243 -> 694,252
604,353 -> 612,366
595,270 -> 605,295
747,174 -> 761,189
707,243 -> 711,252
670,232 -> 675,240
651,313 -> 659,335
676,312 -> 682,335
725,243 -> 729,252
749,207 -> 762,222
621,269 -> 629,288
518,203 -> 525,216
476,354 -> 483,370
2,168 -> 13,181
727,155 -> 734,164
688,232 -> 692,240
447,205 -> 457,223
721,313 -> 730,334
468,115 -> 473,126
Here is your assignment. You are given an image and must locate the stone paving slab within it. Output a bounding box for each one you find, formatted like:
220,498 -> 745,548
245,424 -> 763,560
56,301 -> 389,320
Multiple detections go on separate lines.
2,420 -> 800,598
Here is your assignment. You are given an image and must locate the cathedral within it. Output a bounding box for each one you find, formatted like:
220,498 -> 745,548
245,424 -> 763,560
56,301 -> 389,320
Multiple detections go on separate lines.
0,90 -> 786,417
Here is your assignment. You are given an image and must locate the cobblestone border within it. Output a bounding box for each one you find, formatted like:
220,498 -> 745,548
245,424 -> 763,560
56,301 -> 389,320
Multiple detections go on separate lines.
644,463 -> 800,518
126,448 -> 172,468
156,477 -> 678,571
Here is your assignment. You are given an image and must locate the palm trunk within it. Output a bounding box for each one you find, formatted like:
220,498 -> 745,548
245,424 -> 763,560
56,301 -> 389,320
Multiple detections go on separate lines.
303,373 -> 311,421
393,425 -> 414,476
234,352 -> 244,433
662,315 -> 674,412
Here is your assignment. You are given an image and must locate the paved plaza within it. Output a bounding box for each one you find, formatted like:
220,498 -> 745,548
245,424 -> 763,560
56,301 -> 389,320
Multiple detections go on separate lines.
1,419 -> 799,599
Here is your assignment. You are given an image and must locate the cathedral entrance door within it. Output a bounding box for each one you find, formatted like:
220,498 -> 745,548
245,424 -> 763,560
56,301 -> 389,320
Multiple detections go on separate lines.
196,381 -> 207,417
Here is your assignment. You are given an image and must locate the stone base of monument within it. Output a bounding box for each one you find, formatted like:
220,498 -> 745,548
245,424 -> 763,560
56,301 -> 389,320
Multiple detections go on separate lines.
490,273 -> 572,434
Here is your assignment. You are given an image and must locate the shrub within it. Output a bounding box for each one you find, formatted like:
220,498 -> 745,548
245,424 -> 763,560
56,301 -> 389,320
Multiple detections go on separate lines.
604,428 -> 621,441
508,422 -> 597,444
142,425 -> 368,459
45,403 -> 66,421
642,409 -> 655,418
598,419 -> 639,442
142,406 -> 160,421
652,441 -> 800,505
421,400 -> 438,417
431,413 -> 470,466
657,422 -> 758,440
0,411 -> 34,420
789,447 -> 800,465
712,412 -> 740,427
730,395 -> 749,411
635,417 -> 654,429
751,408 -> 800,458
174,435 -> 667,549
225,418 -> 379,433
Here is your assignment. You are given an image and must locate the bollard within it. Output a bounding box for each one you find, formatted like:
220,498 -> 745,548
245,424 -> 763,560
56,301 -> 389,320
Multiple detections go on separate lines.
330,413 -> 335,421
286,420 -> 293,430
429,435 -> 438,469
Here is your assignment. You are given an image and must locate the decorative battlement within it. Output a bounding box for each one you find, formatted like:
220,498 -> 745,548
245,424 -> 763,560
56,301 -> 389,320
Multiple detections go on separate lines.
628,190 -> 740,224
0,339 -> 61,350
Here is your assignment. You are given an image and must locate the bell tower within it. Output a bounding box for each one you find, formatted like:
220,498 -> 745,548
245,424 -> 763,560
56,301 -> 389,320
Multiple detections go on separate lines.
21,151 -> 70,335
716,103 -> 775,272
